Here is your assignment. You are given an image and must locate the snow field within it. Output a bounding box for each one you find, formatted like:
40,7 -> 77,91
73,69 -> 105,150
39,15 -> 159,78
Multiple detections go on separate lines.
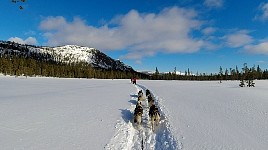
1,76 -> 268,150
0,76 -> 134,150
138,80 -> 268,150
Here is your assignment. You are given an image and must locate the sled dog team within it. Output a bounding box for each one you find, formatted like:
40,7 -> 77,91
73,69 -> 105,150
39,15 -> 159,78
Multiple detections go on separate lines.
133,89 -> 160,131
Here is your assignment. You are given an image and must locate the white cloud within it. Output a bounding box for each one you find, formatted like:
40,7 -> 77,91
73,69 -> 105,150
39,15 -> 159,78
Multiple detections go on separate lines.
202,27 -> 216,35
204,0 -> 223,8
255,2 -> 268,21
120,50 -> 156,60
223,30 -> 253,48
135,60 -> 142,64
39,16 -> 67,30
8,37 -> 37,45
39,7 -> 207,60
256,60 -> 266,64
244,41 -> 268,55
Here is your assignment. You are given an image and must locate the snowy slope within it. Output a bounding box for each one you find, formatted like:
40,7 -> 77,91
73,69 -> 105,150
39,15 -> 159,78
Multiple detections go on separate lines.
33,45 -> 134,71
1,76 -> 268,150
0,41 -> 134,72
51,45 -> 95,64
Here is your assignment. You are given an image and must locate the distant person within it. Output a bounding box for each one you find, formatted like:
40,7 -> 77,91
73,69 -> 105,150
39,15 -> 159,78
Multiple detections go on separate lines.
132,77 -> 137,84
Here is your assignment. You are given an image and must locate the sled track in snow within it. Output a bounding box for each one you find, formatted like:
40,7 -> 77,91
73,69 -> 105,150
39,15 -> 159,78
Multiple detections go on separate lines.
105,84 -> 182,150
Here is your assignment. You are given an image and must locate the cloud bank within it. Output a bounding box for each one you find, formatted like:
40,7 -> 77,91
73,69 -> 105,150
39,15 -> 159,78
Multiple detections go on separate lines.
38,4 -> 268,60
8,37 -> 37,45
255,2 -> 268,21
39,7 -> 207,60
244,41 -> 268,55
223,30 -> 253,48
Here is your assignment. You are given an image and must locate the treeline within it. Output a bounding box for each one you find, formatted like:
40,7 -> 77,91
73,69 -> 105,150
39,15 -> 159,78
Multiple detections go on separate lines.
149,64 -> 268,81
1,41 -> 268,81
0,41 -> 147,79
0,55 -> 143,79
1,52 -> 268,81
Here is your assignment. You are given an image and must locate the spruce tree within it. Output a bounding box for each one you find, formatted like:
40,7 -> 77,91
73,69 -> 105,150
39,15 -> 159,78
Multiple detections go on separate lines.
246,68 -> 255,87
240,63 -> 255,87
239,79 -> 245,87
225,68 -> 229,80
219,66 -> 223,83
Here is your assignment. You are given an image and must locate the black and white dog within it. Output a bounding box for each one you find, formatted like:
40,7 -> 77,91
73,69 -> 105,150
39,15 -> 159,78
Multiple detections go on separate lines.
148,97 -> 155,108
145,89 -> 151,97
133,102 -> 143,126
138,90 -> 143,98
148,95 -> 154,107
137,90 -> 144,103
149,104 -> 160,131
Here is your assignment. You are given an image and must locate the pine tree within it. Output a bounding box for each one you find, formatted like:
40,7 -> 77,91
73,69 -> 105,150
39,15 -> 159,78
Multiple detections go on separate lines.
239,79 -> 245,87
155,67 -> 159,75
219,66 -> 223,83
246,68 -> 255,87
225,68 -> 229,80
256,65 -> 262,79
240,63 -> 255,87
152,67 -> 160,80
235,65 -> 240,80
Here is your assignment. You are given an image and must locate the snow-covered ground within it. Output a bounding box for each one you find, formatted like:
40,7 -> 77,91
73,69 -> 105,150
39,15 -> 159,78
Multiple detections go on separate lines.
0,76 -> 268,150
138,80 -> 268,150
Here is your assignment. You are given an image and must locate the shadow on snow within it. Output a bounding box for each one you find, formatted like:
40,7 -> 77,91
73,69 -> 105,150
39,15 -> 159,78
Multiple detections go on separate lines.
130,94 -> 138,98
128,100 -> 137,105
119,109 -> 132,123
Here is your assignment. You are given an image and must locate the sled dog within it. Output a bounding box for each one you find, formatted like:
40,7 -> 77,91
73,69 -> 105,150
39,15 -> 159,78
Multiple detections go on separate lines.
148,95 -> 153,103
145,89 -> 151,97
148,98 -> 155,108
137,100 -> 142,106
138,90 -> 143,98
133,111 -> 142,125
138,95 -> 144,103
134,103 -> 143,114
149,104 -> 160,131
147,95 -> 154,107
134,104 -> 143,126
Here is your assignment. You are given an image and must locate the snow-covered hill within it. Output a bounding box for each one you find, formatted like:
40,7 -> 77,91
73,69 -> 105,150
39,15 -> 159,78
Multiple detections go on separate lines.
0,41 -> 134,72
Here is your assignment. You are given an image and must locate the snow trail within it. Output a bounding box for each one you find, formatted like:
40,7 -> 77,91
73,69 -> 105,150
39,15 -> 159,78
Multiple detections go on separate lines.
137,84 -> 182,150
105,83 -> 181,150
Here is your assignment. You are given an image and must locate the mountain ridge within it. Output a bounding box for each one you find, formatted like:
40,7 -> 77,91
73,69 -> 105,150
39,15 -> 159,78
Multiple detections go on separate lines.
0,41 -> 135,72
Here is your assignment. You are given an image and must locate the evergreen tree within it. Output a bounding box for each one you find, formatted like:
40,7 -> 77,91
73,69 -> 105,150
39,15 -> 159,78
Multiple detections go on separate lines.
155,67 -> 159,75
246,67 -> 255,87
235,65 -> 240,80
239,79 -> 245,87
152,67 -> 160,80
256,65 -> 262,79
240,63 -> 255,87
225,68 -> 229,80
219,66 -> 223,83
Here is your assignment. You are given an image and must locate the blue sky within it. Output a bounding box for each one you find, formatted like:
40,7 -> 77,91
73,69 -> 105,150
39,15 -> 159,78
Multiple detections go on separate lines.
1,0 -> 268,73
